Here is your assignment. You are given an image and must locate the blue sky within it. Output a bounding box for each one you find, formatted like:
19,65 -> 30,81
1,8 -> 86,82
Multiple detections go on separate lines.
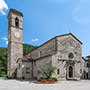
0,0 -> 90,57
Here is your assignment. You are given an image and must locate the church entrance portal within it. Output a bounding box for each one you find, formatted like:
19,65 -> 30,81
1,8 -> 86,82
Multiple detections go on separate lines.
69,66 -> 73,78
67,65 -> 74,79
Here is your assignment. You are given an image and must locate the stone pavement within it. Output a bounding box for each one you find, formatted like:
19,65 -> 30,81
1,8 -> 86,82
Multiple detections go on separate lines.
0,78 -> 90,90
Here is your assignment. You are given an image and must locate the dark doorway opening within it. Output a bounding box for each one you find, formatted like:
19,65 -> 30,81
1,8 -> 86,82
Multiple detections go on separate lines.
87,73 -> 88,79
69,66 -> 73,78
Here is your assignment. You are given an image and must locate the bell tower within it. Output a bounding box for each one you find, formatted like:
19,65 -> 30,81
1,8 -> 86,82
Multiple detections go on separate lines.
7,9 -> 23,77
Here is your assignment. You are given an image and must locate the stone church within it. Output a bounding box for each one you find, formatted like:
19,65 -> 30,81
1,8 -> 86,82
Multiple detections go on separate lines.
7,9 -> 86,80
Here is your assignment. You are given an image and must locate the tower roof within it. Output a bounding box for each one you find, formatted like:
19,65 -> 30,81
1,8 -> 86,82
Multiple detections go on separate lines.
7,9 -> 23,18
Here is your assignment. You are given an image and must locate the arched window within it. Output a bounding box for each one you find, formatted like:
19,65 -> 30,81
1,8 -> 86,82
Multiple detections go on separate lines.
15,17 -> 19,27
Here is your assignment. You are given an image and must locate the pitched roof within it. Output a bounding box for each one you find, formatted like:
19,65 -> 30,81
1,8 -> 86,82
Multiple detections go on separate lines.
56,33 -> 82,44
7,9 -> 23,18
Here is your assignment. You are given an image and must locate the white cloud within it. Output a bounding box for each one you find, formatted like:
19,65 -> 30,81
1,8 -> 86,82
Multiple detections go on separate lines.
6,41 -> 8,45
0,0 -> 8,15
2,37 -> 8,40
32,38 -> 39,42
73,0 -> 90,24
2,36 -> 8,45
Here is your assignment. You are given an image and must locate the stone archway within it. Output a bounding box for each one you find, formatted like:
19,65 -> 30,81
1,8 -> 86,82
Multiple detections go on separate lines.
69,66 -> 73,78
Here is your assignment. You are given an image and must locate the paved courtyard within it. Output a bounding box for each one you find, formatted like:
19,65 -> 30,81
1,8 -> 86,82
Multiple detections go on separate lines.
0,78 -> 90,90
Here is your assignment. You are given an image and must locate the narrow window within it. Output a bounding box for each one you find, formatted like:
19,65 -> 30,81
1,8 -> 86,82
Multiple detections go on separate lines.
15,17 -> 19,27
40,51 -> 42,57
57,69 -> 60,74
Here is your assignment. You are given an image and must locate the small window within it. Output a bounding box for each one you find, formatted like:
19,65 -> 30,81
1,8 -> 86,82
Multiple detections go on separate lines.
26,67 -> 30,74
87,63 -> 90,68
40,51 -> 42,57
15,17 -> 19,27
57,69 -> 60,74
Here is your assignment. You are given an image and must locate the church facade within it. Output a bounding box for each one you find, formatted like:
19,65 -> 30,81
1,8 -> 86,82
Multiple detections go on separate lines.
7,9 -> 86,80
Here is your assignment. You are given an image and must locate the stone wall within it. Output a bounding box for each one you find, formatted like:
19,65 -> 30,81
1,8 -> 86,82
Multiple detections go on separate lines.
26,38 -> 56,59
22,61 -> 32,79
17,59 -> 22,79
80,58 -> 85,79
52,34 -> 82,80
11,13 -> 23,29
52,53 -> 67,80
57,35 -> 82,61
9,27 -> 23,43
17,56 -> 52,79
34,56 -> 52,79
10,43 -> 23,76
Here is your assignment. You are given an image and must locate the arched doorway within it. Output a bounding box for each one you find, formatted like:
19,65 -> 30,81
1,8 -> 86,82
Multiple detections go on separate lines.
69,66 -> 73,78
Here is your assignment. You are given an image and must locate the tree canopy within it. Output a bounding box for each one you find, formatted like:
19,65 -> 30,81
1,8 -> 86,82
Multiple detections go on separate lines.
23,44 -> 38,55
38,66 -> 56,79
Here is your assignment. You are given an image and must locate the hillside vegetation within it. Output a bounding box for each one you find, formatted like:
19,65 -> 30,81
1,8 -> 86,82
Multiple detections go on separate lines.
0,44 -> 38,77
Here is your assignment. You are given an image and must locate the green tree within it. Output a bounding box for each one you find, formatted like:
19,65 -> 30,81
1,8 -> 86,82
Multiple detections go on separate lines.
23,44 -> 38,55
38,66 -> 56,79
0,47 -> 7,76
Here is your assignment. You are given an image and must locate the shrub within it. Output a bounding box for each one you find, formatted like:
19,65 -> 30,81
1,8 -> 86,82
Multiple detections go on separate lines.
49,76 -> 57,81
38,66 -> 56,79
6,75 -> 10,79
0,71 -> 6,77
